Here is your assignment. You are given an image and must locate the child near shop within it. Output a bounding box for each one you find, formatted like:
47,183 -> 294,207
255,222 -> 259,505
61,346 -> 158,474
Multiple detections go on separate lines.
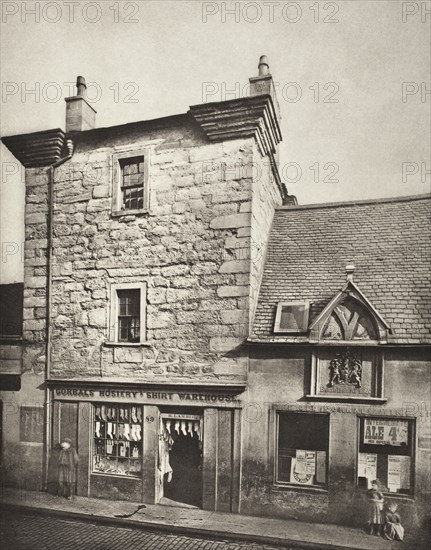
384,502 -> 404,541
58,438 -> 79,500
368,480 -> 384,536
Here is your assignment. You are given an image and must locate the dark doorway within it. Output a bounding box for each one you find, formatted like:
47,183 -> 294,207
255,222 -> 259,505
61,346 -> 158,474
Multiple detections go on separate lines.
163,430 -> 202,508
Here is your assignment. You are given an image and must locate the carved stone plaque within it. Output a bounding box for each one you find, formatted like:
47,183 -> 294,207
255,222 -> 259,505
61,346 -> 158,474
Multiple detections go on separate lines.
317,347 -> 377,397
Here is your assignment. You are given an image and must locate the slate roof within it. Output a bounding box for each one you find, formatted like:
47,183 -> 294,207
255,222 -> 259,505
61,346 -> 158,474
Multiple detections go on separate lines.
251,194 -> 431,344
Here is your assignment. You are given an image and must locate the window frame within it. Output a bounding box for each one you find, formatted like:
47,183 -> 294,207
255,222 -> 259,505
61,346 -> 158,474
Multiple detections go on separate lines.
274,301 -> 310,334
112,149 -> 150,216
108,282 -> 147,345
355,416 -> 415,497
92,403 -> 143,478
274,410 -> 330,490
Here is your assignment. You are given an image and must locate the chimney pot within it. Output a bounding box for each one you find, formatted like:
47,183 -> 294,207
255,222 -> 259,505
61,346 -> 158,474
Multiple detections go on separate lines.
258,55 -> 270,76
76,76 -> 87,97
249,55 -> 280,122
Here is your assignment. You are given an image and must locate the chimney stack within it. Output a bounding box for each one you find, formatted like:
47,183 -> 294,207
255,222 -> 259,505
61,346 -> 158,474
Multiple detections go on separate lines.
249,55 -> 280,121
65,76 -> 97,133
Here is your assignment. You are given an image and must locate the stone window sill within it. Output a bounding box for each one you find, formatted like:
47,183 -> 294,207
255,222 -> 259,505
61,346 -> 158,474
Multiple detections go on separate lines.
91,472 -> 141,480
103,341 -> 152,348
356,488 -> 414,502
111,208 -> 149,218
273,483 -> 328,495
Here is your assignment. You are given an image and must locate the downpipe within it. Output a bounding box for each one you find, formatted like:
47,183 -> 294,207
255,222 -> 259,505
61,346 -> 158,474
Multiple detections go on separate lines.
43,139 -> 74,491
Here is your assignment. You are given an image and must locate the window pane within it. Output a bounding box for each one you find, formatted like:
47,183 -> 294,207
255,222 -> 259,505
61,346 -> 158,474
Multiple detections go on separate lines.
117,289 -> 140,342
277,412 -> 329,486
120,156 -> 145,211
93,404 -> 143,477
123,186 -> 144,210
357,417 -> 413,495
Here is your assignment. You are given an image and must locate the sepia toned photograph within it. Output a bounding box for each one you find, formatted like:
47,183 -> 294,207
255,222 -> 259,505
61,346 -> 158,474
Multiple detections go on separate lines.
0,1 -> 430,549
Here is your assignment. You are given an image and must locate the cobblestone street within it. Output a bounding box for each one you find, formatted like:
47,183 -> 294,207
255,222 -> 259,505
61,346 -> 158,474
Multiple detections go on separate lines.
0,512 -> 297,550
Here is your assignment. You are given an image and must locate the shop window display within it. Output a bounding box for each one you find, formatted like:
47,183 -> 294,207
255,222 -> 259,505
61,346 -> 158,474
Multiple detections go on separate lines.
276,411 -> 329,487
93,404 -> 143,476
357,417 -> 413,495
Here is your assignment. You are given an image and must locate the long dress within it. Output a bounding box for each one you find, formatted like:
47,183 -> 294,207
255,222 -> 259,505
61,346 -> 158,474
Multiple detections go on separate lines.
384,511 -> 405,541
58,447 -> 79,497
368,488 -> 384,524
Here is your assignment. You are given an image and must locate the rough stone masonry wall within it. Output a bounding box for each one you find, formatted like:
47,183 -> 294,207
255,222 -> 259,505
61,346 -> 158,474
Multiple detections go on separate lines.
22,166 -> 50,373
249,143 -> 283,330
26,120 -> 278,383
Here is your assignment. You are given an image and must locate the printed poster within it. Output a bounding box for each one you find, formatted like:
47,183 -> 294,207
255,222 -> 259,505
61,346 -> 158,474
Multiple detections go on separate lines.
358,452 -> 367,478
290,458 -> 314,485
387,455 -> 402,492
366,454 -> 377,488
305,451 -> 316,475
315,451 -> 326,484
364,419 -> 408,446
398,455 -> 411,490
294,450 -> 306,474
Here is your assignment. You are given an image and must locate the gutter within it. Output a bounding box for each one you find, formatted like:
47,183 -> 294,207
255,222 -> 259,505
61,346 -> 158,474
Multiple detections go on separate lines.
43,139 -> 74,490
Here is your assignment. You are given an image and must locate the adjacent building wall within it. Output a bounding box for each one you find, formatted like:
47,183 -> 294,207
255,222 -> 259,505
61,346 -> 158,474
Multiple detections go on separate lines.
242,346 -> 431,527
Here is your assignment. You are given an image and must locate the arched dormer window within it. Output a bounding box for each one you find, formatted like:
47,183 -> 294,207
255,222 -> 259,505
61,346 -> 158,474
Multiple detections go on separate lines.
321,297 -> 379,341
307,265 -> 390,403
309,269 -> 390,344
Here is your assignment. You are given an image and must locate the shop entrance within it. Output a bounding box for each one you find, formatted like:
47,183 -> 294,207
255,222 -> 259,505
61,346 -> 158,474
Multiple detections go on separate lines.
158,413 -> 203,508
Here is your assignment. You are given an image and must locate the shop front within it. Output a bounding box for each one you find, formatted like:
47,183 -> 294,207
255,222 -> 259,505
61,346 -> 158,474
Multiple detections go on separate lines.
48,381 -> 244,512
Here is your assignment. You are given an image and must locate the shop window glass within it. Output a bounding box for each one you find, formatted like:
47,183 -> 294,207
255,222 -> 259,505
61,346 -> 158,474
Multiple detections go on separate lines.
277,412 -> 329,486
357,417 -> 413,495
93,404 -> 143,477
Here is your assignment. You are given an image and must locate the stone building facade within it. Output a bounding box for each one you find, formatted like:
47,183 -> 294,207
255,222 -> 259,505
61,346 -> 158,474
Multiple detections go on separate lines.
1,57 -> 430,528
1,58 -> 289,511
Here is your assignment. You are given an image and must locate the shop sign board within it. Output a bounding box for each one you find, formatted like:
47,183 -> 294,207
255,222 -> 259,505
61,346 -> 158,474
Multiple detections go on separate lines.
364,418 -> 408,446
52,386 -> 241,407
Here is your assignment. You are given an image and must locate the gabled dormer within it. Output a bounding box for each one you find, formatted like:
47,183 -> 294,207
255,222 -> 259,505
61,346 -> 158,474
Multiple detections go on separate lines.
307,265 -> 389,403
309,264 -> 391,345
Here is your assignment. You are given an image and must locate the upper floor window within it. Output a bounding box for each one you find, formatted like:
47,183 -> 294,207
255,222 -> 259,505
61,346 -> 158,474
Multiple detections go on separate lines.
117,289 -> 140,343
109,283 -> 146,344
120,157 -> 145,211
112,150 -> 149,215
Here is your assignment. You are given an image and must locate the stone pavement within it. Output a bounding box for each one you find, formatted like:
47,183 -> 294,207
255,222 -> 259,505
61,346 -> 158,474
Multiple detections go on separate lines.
0,488 -> 428,550
0,510 -> 293,550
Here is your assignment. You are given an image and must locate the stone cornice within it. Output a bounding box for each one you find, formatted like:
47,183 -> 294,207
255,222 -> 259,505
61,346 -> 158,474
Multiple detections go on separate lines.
189,95 -> 287,200
189,95 -> 282,156
2,128 -> 65,167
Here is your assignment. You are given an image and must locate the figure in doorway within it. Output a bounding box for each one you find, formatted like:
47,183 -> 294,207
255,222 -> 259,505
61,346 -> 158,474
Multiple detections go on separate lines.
58,438 -> 79,500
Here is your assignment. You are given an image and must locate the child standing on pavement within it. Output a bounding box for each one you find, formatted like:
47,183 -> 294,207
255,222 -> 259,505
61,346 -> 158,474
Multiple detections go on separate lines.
58,438 -> 79,500
368,480 -> 384,536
